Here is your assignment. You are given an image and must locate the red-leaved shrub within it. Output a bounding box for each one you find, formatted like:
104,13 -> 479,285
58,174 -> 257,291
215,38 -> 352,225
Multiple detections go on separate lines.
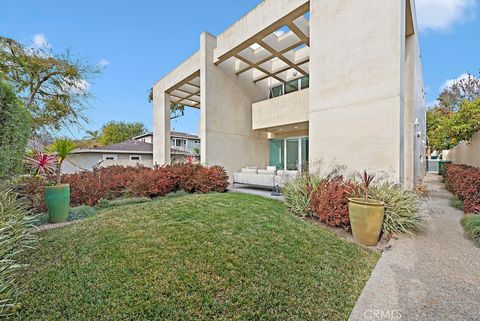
443,163 -> 480,214
19,164 -> 229,212
310,176 -> 357,230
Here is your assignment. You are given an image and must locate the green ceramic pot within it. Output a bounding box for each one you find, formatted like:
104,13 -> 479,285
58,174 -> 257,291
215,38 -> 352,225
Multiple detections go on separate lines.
348,198 -> 385,246
45,184 -> 70,223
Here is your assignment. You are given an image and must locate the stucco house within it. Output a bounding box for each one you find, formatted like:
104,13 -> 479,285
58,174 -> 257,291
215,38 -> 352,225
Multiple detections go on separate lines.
61,140 -> 154,174
62,131 -> 200,173
152,0 -> 426,190
134,131 -> 200,157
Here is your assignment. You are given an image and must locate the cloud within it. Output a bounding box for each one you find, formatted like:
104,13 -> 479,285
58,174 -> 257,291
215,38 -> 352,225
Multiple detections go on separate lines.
440,73 -> 472,90
97,59 -> 110,67
416,0 -> 477,32
31,33 -> 51,49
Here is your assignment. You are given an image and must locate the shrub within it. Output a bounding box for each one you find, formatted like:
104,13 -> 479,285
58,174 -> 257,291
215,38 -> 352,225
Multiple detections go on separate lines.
461,215 -> 480,246
443,164 -> 480,214
68,206 -> 96,221
369,182 -> 423,236
282,173 -> 322,217
18,164 -> 229,211
0,81 -> 31,178
310,176 -> 357,230
0,185 -> 37,317
130,166 -> 175,197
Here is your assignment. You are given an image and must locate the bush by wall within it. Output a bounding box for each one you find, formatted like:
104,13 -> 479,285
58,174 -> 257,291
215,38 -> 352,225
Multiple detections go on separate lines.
443,163 -> 480,214
18,164 -> 229,212
0,81 -> 31,178
0,185 -> 37,317
310,176 -> 357,230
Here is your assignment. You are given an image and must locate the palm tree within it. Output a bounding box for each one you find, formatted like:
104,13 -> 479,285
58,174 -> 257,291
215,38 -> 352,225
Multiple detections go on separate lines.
50,138 -> 76,184
84,130 -> 100,141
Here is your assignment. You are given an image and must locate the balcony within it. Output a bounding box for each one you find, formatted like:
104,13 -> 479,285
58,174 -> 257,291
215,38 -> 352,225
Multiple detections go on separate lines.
252,88 -> 309,130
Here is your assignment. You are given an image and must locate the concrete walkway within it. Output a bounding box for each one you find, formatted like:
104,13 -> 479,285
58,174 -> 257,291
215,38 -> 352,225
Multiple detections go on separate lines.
349,173 -> 480,321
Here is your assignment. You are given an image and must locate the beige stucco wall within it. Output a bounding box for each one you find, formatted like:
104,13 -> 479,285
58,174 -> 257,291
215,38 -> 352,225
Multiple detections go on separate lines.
201,32 -> 269,180
444,131 -> 480,168
308,0 -> 424,187
61,153 -> 153,174
252,89 -> 309,130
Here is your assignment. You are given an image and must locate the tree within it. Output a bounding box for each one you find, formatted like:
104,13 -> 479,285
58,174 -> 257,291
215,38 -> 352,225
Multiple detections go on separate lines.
83,130 -> 100,141
427,71 -> 480,151
0,81 -> 31,178
0,36 -> 101,133
437,73 -> 480,112
148,87 -> 186,120
98,121 -> 147,146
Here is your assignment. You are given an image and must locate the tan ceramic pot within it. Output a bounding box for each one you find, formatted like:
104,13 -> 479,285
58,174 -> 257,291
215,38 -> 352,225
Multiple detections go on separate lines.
348,198 -> 385,246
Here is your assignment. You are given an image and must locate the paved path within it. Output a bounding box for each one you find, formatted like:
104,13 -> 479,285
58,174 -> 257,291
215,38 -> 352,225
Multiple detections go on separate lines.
349,173 -> 480,321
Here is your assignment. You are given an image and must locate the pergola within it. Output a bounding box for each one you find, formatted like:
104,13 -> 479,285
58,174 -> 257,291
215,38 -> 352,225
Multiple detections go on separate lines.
166,71 -> 201,109
216,4 -> 310,84
165,3 -> 310,109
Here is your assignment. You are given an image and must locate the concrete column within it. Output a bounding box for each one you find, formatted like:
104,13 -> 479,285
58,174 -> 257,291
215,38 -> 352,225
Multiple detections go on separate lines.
404,34 -> 415,190
200,32 -> 269,180
152,88 -> 171,165
309,0 -> 405,182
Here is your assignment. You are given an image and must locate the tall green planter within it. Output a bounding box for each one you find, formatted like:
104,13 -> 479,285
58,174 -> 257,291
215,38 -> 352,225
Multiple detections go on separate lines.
45,184 -> 70,223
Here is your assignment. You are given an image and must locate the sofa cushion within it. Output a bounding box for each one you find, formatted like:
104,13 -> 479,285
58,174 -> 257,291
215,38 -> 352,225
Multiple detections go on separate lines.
241,168 -> 257,174
267,166 -> 277,171
258,169 -> 275,175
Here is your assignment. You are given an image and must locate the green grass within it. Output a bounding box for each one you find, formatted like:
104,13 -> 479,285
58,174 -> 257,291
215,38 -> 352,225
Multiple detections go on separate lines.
462,215 -> 480,246
15,193 -> 379,321
449,196 -> 465,211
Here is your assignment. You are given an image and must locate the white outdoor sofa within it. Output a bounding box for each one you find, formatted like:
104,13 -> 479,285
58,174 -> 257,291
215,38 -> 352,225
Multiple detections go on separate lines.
232,166 -> 299,189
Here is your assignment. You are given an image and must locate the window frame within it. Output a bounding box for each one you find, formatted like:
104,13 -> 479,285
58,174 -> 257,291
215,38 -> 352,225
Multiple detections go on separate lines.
103,154 -> 118,161
129,155 -> 142,161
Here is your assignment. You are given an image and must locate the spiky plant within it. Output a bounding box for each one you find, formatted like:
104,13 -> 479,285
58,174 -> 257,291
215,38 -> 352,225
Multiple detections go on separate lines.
369,182 -> 424,236
461,215 -> 480,246
0,184 -> 37,317
49,138 -> 76,184
24,151 -> 56,177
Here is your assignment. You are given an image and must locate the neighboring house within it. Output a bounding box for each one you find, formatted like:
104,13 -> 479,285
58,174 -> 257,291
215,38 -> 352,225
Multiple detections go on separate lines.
63,132 -> 201,173
152,0 -> 426,189
133,131 -> 200,162
61,140 -> 154,174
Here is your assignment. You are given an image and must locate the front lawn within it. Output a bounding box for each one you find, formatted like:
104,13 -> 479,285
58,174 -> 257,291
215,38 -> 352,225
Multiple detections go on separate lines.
15,193 -> 378,320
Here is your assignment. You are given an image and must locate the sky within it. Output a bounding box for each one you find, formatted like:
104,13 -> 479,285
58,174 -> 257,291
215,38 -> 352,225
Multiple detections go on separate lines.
1,0 -> 479,138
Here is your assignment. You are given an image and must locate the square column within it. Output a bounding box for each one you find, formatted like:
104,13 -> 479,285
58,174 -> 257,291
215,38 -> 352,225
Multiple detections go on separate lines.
153,88 -> 171,165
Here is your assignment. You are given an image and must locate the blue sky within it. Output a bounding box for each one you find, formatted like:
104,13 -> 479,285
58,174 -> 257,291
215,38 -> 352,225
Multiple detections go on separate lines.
1,0 -> 479,138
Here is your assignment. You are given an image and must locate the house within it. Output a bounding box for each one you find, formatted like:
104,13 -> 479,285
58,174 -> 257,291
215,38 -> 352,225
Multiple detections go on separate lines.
134,131 -> 200,157
61,140 -> 154,174
152,0 -> 426,190
62,132 -> 201,173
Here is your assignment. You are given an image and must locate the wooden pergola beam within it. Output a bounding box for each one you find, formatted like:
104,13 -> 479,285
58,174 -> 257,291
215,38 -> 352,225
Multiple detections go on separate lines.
166,70 -> 200,93
236,40 -> 305,75
234,54 -> 285,83
256,39 -> 307,76
215,3 -> 309,65
254,58 -> 309,83
287,21 -> 309,46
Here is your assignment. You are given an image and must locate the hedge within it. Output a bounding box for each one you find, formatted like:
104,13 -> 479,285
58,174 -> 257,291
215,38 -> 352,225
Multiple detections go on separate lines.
0,81 -> 31,178
18,164 -> 229,212
443,163 -> 480,214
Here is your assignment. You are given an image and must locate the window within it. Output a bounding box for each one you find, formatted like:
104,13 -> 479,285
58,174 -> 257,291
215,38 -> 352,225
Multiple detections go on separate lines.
194,140 -> 200,144
285,78 -> 299,94
174,139 -> 183,147
269,85 -> 283,98
103,154 -> 117,161
300,75 -> 309,89
268,75 -> 309,99
130,155 -> 141,161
